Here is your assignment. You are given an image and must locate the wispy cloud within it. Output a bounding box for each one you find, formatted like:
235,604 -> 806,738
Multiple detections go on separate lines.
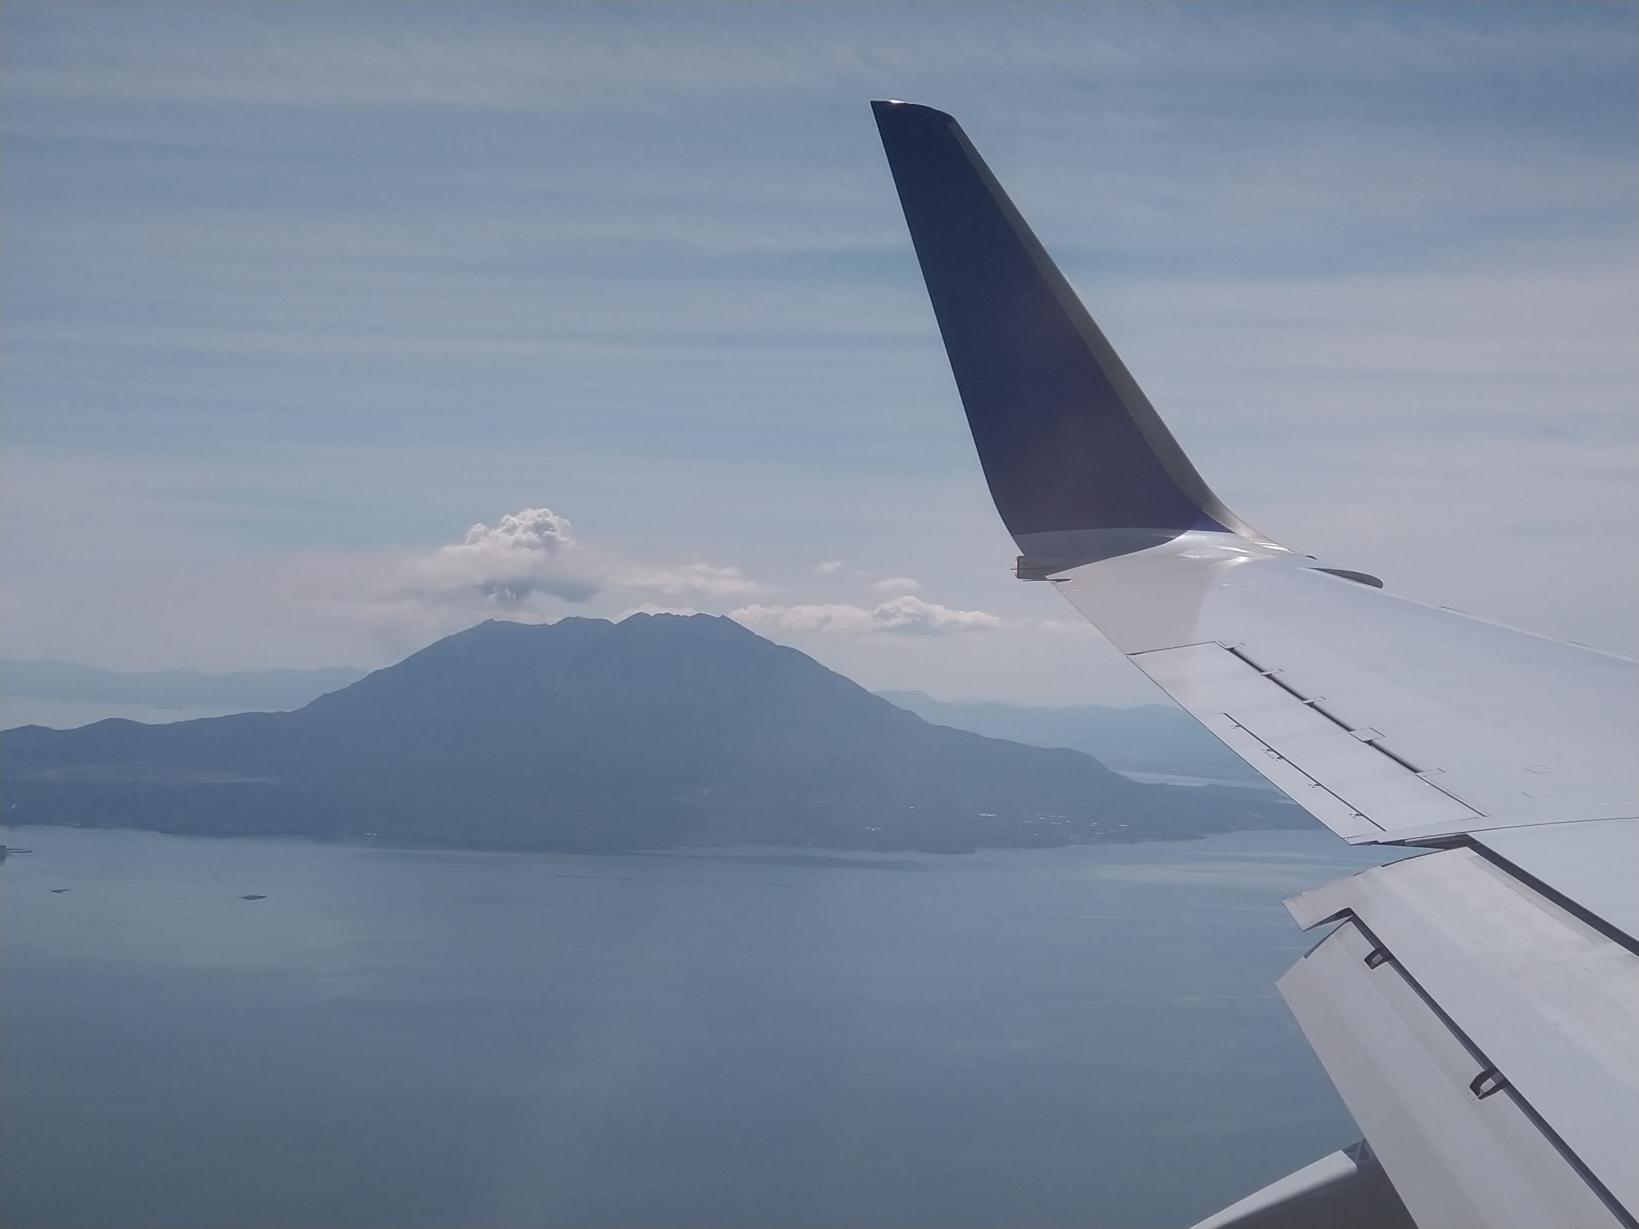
610,563 -> 761,599
731,595 -> 1001,637
869,575 -> 922,595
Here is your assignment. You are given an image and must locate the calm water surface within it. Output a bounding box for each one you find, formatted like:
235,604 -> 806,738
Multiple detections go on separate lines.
1,825 -> 1387,1228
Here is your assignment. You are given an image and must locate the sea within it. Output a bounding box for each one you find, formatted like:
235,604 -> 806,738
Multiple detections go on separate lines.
0,824 -> 1389,1229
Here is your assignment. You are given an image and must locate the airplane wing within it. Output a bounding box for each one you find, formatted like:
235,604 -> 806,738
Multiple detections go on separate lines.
872,99 -> 1639,1229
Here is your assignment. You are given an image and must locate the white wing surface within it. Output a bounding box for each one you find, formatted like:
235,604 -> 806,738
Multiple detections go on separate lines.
872,100 -> 1639,1229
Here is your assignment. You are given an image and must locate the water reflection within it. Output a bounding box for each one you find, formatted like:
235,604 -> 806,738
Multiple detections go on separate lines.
1,826 -> 1385,1229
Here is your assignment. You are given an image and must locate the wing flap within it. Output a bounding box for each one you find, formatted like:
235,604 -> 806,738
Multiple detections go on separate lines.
1136,641 -> 1479,841
1285,846 -> 1639,1219
1280,916 -> 1626,1229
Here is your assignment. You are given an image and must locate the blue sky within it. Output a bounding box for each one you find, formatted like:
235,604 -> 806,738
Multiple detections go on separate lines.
3,1 -> 1635,704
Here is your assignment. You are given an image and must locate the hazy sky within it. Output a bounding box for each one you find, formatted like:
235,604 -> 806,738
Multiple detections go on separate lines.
4,1 -> 1635,705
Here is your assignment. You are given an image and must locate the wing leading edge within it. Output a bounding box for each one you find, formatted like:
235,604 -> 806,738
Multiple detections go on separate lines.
872,100 -> 1639,1229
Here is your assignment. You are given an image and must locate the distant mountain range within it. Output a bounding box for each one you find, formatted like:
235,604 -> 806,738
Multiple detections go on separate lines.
1,615 -> 1302,853
876,691 -> 1267,786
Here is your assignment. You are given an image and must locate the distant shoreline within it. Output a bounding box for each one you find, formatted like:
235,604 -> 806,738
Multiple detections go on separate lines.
1115,769 -> 1276,791
0,814 -> 1310,860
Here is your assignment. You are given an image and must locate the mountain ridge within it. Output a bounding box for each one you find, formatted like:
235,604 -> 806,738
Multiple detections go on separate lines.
1,614 -> 1303,852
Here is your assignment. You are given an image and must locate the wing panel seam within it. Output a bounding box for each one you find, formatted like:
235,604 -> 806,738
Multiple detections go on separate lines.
1217,642 -> 1486,820
1224,713 -> 1389,834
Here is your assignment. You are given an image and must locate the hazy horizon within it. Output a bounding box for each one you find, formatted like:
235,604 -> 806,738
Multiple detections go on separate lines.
0,614 -> 1168,715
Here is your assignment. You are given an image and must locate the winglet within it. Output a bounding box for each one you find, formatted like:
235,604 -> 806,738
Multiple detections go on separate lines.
871,101 -> 1253,571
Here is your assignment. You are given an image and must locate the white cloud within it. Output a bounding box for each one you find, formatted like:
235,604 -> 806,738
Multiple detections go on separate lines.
815,560 -> 843,575
408,506 -> 600,607
611,562 -> 761,598
872,595 -> 1002,634
464,507 -> 575,553
731,594 -> 1001,637
730,603 -> 872,634
869,575 -> 922,595
390,506 -> 769,615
